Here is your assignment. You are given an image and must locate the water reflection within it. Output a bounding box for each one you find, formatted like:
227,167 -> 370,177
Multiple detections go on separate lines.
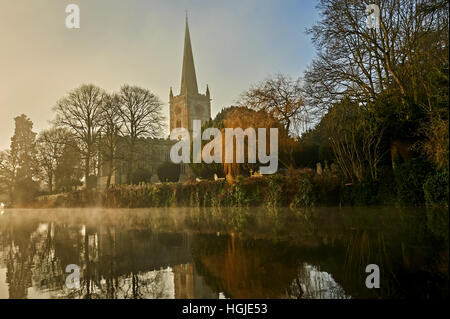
0,207 -> 447,299
287,264 -> 349,299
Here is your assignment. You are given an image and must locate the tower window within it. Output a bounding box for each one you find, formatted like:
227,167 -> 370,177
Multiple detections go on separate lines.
176,120 -> 182,128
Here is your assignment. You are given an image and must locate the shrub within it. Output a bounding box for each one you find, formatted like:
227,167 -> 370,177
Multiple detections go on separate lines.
86,175 -> 97,189
157,161 -> 181,182
312,174 -> 341,206
374,168 -> 397,205
230,177 -> 250,207
266,174 -> 284,207
12,178 -> 40,205
353,179 -> 380,206
291,176 -> 315,208
394,158 -> 433,205
190,162 -> 223,179
131,168 -> 152,185
423,170 -> 449,206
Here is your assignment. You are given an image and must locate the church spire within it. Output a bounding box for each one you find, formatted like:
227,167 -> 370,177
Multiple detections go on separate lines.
180,13 -> 198,95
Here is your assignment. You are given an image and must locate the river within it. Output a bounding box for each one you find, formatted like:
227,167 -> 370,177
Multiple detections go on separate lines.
0,206 -> 447,299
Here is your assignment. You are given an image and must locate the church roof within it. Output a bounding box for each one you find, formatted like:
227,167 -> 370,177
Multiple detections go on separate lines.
180,15 -> 199,95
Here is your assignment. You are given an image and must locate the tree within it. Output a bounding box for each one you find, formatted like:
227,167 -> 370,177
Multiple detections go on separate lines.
322,98 -> 384,182
304,0 -> 449,178
189,107 -> 235,179
55,140 -> 83,192
98,94 -> 122,188
10,115 -> 37,180
294,123 -> 334,169
0,150 -> 16,201
238,74 -> 310,135
190,106 -> 293,179
9,114 -> 38,204
117,85 -> 165,183
420,112 -> 449,170
304,0 -> 448,111
222,107 -> 290,177
36,127 -> 72,193
53,84 -> 105,184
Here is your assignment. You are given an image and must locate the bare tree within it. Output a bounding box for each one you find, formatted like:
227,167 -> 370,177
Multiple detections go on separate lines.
304,0 -> 449,111
117,85 -> 165,183
238,74 -> 310,135
36,127 -> 72,193
323,98 -> 385,182
53,84 -> 105,184
98,94 -> 122,188
55,139 -> 83,192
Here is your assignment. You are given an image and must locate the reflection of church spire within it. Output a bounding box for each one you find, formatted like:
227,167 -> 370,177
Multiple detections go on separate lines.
180,13 -> 199,95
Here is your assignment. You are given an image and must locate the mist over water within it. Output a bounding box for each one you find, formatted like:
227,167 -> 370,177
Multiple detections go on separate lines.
0,207 -> 447,299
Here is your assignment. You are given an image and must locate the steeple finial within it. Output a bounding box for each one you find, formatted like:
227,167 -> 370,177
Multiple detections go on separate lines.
180,12 -> 198,95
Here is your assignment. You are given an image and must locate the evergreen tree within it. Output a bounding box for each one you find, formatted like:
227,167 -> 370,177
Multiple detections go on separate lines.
9,114 -> 38,204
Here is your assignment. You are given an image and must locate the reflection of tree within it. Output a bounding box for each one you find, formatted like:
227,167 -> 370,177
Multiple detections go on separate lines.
6,244 -> 33,298
2,219 -> 41,298
0,216 -> 186,299
0,207 -> 447,299
341,229 -> 394,298
192,234 -> 300,298
32,222 -> 64,292
287,263 -> 349,299
64,226 -> 181,299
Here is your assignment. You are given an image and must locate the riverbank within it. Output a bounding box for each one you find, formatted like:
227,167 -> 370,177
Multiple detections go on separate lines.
32,171 -> 345,208
28,169 -> 448,209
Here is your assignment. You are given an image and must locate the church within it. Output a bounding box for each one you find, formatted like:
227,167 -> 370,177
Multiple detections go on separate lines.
98,16 -> 211,187
170,16 -> 211,134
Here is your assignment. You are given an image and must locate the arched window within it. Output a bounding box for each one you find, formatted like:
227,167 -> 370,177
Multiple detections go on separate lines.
176,120 -> 182,128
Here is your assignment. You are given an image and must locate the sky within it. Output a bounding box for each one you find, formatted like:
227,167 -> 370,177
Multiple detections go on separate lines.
0,0 -> 319,150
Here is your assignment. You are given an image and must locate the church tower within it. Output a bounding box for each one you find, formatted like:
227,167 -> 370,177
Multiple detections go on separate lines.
170,15 -> 211,134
